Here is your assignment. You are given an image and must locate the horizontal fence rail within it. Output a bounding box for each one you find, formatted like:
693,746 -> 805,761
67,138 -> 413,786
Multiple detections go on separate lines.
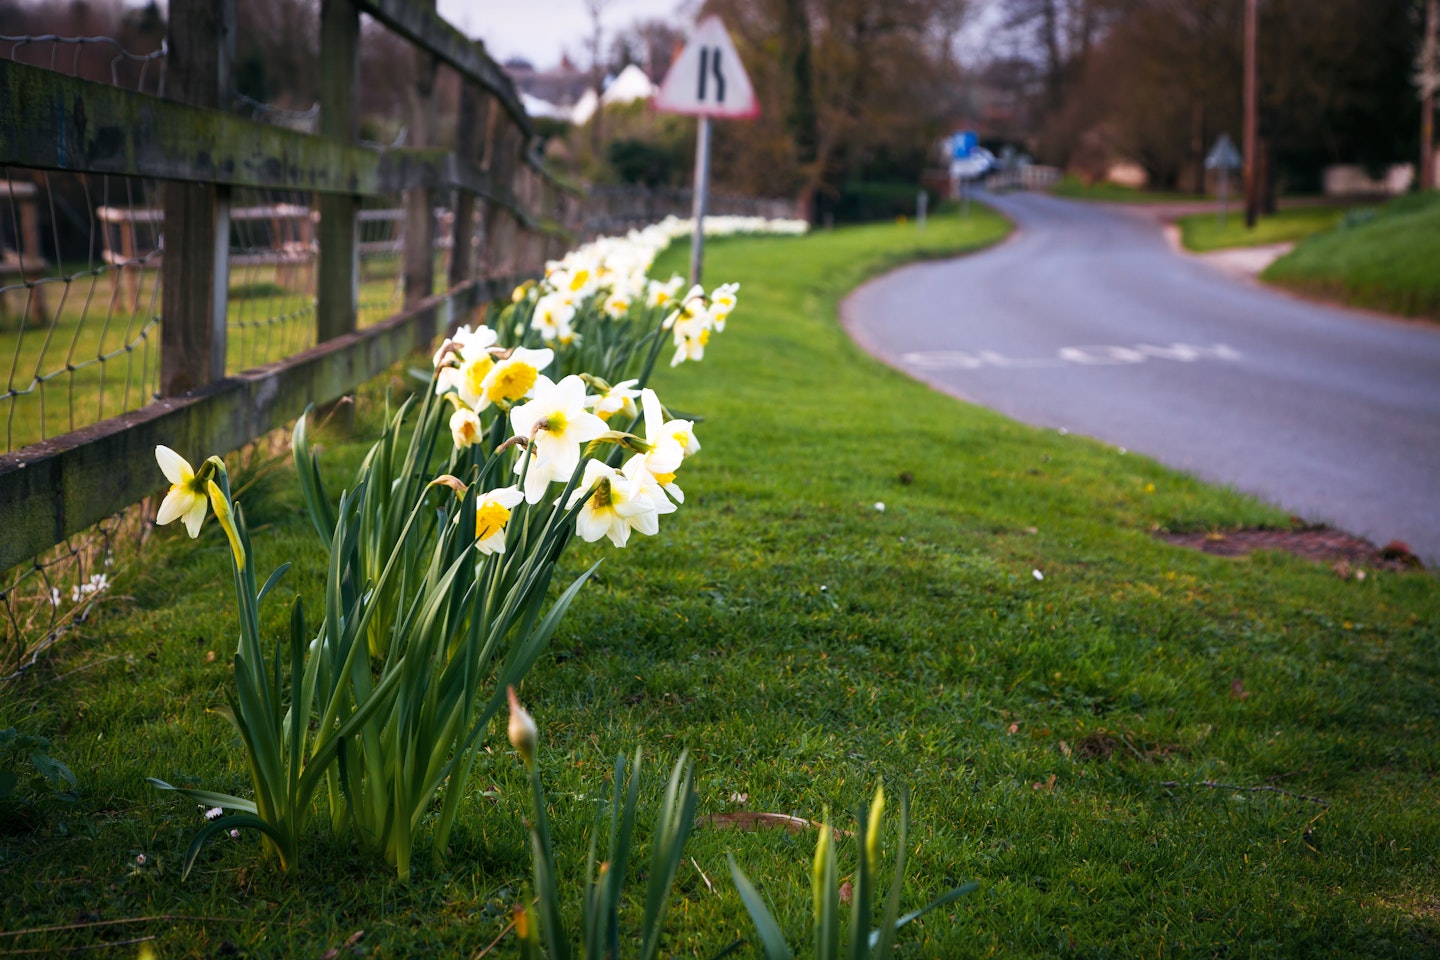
0,0 -> 574,579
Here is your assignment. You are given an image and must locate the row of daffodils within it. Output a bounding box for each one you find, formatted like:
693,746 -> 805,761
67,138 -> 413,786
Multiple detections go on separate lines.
147,217 -> 777,880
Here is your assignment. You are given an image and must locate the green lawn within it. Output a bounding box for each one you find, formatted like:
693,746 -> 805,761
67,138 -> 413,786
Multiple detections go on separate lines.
2,211 -> 1438,958
1263,193 -> 1440,320
1049,175 -> 1210,204
0,259 -> 402,453
1178,206 -> 1347,252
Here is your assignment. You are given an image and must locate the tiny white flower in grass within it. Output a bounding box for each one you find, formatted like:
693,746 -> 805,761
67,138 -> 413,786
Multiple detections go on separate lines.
565,458 -> 658,547
481,346 -> 554,409
229,828 -> 241,839
874,502 -> 885,512
155,445 -> 210,538
474,485 -> 524,555
507,685 -> 537,769
48,587 -> 62,608
588,378 -> 640,422
203,805 -> 223,821
510,375 -> 608,503
135,854 -> 147,866
1033,569 -> 1045,581
449,406 -> 483,449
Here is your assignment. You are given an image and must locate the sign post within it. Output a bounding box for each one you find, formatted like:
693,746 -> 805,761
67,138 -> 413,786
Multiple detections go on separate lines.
1205,133 -> 1244,228
655,16 -> 759,286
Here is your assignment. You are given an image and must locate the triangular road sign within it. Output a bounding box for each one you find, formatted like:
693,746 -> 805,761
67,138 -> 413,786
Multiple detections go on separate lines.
655,17 -> 759,119
1205,133 -> 1243,171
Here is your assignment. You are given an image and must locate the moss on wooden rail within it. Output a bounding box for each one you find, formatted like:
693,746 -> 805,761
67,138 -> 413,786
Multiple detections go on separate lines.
0,274 -> 532,575
0,60 -> 555,214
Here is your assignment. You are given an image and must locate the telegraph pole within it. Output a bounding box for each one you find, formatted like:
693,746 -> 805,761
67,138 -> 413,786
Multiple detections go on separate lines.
1242,0 -> 1259,228
1423,0 -> 1438,192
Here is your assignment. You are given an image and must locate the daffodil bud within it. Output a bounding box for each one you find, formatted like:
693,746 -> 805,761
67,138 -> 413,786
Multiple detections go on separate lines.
507,685 -> 538,769
206,478 -> 246,573
865,784 -> 885,868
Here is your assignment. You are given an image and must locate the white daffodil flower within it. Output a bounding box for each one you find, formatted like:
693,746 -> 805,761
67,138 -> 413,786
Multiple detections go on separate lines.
449,406 -> 483,449
588,378 -> 640,422
510,374 -> 608,503
565,458 -> 658,547
639,389 -> 685,477
646,274 -> 685,309
531,293 -> 577,343
447,352 -> 496,408
474,485 -> 525,555
480,346 -> 554,409
433,323 -> 497,369
708,282 -> 739,331
623,452 -> 679,518
155,445 -> 210,538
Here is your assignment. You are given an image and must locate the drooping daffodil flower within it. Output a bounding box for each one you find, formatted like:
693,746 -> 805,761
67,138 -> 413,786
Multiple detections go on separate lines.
565,457 -> 660,548
154,445 -> 245,570
155,445 -> 212,538
474,485 -> 525,555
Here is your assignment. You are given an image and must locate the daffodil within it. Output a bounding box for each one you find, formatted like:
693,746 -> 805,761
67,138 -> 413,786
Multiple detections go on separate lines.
155,446 -> 245,570
708,281 -> 739,331
432,322 -> 497,369
531,293 -> 576,343
588,377 -> 640,422
509,374 -> 608,503
565,457 -> 658,547
155,445 -> 212,538
474,485 -> 524,555
480,346 -> 554,409
449,406 -> 483,449
646,274 -> 685,309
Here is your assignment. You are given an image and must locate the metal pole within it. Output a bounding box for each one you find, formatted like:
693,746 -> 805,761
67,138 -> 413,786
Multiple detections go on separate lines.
689,115 -> 712,287
1242,0 -> 1258,229
917,190 -> 927,229
1218,168 -> 1228,228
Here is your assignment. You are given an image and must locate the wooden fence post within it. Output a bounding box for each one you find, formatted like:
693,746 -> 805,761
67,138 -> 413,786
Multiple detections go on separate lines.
448,83 -> 491,290
160,0 -> 234,396
317,0 -> 360,343
402,0 -> 437,314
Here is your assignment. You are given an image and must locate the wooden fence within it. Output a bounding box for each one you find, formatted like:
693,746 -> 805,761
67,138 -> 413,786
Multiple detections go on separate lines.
0,0 -> 581,575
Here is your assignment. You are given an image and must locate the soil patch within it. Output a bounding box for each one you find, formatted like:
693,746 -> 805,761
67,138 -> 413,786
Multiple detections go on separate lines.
1158,526 -> 1424,574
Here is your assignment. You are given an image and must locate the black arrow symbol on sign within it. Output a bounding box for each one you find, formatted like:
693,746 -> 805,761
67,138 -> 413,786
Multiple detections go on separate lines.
711,48 -> 726,102
697,47 -> 727,103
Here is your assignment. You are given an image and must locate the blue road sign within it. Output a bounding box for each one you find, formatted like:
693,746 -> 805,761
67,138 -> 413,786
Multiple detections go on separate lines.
951,131 -> 977,161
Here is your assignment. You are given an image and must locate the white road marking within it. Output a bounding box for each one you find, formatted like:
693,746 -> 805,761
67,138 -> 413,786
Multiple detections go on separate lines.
900,342 -> 1243,370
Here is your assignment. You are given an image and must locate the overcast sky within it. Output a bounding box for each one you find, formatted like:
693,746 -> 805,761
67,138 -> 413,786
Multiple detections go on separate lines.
438,0 -> 692,69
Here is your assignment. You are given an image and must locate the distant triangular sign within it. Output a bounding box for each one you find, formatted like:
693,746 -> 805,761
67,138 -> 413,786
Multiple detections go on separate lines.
1205,133 -> 1243,171
654,17 -> 759,119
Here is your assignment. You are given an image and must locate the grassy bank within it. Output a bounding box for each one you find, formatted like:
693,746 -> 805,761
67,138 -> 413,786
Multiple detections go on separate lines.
1049,175 -> 1209,204
2,210 -> 1438,958
1178,206 -> 1346,252
1263,193 -> 1440,319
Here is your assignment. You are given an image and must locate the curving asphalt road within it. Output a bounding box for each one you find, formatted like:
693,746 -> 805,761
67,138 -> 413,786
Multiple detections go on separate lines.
843,191 -> 1440,564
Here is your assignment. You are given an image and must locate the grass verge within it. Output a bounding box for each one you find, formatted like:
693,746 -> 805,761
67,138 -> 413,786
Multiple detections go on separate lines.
1178,206 -> 1347,252
2,210 -> 1438,958
1263,193 -> 1440,320
1049,175 -> 1211,204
